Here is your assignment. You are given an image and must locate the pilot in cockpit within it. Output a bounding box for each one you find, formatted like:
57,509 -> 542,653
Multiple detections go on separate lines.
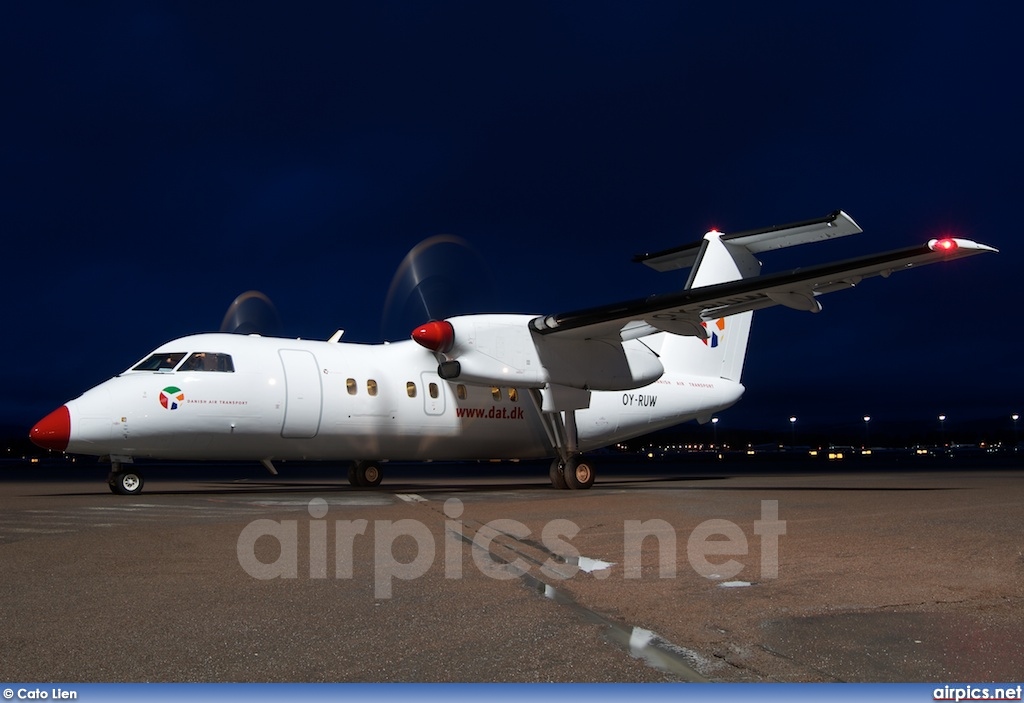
179,353 -> 206,372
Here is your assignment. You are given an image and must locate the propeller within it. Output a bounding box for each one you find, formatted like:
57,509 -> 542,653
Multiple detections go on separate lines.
380,234 -> 497,341
218,236 -> 494,341
219,290 -> 283,336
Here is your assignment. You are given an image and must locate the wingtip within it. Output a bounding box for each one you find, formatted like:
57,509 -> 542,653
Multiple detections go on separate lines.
927,238 -> 998,255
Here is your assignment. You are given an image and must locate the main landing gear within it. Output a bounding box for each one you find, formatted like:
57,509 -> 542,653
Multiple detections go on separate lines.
107,462 -> 144,495
348,460 -> 383,488
549,455 -> 596,490
527,389 -> 597,490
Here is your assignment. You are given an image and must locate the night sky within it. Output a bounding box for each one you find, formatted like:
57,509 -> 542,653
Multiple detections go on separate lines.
2,3 -> 1019,436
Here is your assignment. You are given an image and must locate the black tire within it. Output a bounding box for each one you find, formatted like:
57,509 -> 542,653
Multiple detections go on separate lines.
549,458 -> 568,489
111,471 -> 144,495
360,462 -> 383,487
350,461 -> 383,488
563,456 -> 595,490
347,464 -> 361,487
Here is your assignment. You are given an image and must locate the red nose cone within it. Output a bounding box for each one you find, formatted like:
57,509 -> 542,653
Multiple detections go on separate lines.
30,406 -> 71,452
411,320 -> 455,353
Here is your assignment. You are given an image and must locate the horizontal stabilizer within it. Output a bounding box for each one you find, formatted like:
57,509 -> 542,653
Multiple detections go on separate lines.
635,210 -> 862,273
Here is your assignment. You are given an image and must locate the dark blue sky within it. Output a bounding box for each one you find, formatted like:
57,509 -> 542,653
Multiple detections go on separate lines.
2,3 -> 1019,434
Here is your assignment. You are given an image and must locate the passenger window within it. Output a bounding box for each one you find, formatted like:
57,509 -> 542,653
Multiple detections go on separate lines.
367,379 -> 378,397
429,382 -> 439,399
491,387 -> 501,401
179,352 -> 235,372
132,352 -> 186,372
346,378 -> 357,395
406,382 -> 417,398
457,385 -> 467,400
508,388 -> 518,402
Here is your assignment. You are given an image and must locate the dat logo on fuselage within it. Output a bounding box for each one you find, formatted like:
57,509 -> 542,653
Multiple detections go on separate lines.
159,386 -> 185,410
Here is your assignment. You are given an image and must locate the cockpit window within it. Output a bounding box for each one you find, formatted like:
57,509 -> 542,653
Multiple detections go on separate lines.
132,352 -> 186,372
179,352 -> 235,372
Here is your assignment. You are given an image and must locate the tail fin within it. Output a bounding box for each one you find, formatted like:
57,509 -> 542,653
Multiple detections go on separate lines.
653,231 -> 758,382
640,211 -> 862,383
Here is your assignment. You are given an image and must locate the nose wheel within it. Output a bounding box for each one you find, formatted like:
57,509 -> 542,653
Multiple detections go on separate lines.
108,464 -> 145,495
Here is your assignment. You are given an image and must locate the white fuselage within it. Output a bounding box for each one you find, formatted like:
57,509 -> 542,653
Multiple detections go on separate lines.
60,332 -> 744,462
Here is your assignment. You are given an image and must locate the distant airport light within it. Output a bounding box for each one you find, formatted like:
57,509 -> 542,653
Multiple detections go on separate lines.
411,320 -> 455,353
930,237 -> 959,253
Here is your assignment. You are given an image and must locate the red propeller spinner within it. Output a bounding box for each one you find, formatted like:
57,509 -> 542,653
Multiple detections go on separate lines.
411,320 -> 455,354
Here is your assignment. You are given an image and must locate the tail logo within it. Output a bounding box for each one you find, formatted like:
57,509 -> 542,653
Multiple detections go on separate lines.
159,386 -> 185,410
701,318 -> 725,348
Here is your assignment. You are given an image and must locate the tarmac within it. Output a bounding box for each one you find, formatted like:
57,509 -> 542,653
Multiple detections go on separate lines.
1,457 -> 1021,682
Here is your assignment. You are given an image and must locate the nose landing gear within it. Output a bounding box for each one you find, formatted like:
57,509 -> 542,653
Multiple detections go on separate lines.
108,462 -> 144,495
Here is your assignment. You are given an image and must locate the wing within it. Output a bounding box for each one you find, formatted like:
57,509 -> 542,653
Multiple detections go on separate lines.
413,214 -> 996,396
530,237 -> 997,341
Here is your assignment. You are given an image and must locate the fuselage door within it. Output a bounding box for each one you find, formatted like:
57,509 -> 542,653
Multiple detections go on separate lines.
279,349 -> 323,438
420,371 -> 446,416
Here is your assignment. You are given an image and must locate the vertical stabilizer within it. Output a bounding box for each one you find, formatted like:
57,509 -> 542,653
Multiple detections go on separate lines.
656,231 -> 758,382
685,232 -> 762,289
637,212 -> 862,384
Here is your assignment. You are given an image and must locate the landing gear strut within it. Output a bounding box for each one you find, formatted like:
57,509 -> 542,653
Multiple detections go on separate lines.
528,389 -> 596,490
107,462 -> 144,495
348,460 -> 383,488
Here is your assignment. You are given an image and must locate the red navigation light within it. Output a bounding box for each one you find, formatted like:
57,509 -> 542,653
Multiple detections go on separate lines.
932,238 -> 959,253
411,320 -> 455,353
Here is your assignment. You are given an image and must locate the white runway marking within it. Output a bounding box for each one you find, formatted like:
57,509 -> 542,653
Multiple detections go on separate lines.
0,492 -> 416,543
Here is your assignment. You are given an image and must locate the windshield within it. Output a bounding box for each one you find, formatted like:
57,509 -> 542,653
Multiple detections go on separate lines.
132,352 -> 186,372
178,352 -> 235,372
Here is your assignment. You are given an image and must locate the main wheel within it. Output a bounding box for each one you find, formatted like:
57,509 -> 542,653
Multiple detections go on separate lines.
549,458 -> 568,489
110,470 -> 144,495
563,456 -> 595,490
361,462 -> 382,487
349,461 -> 383,488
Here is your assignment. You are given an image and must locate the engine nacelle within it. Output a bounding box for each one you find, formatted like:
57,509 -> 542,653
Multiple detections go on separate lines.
413,314 -> 663,391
